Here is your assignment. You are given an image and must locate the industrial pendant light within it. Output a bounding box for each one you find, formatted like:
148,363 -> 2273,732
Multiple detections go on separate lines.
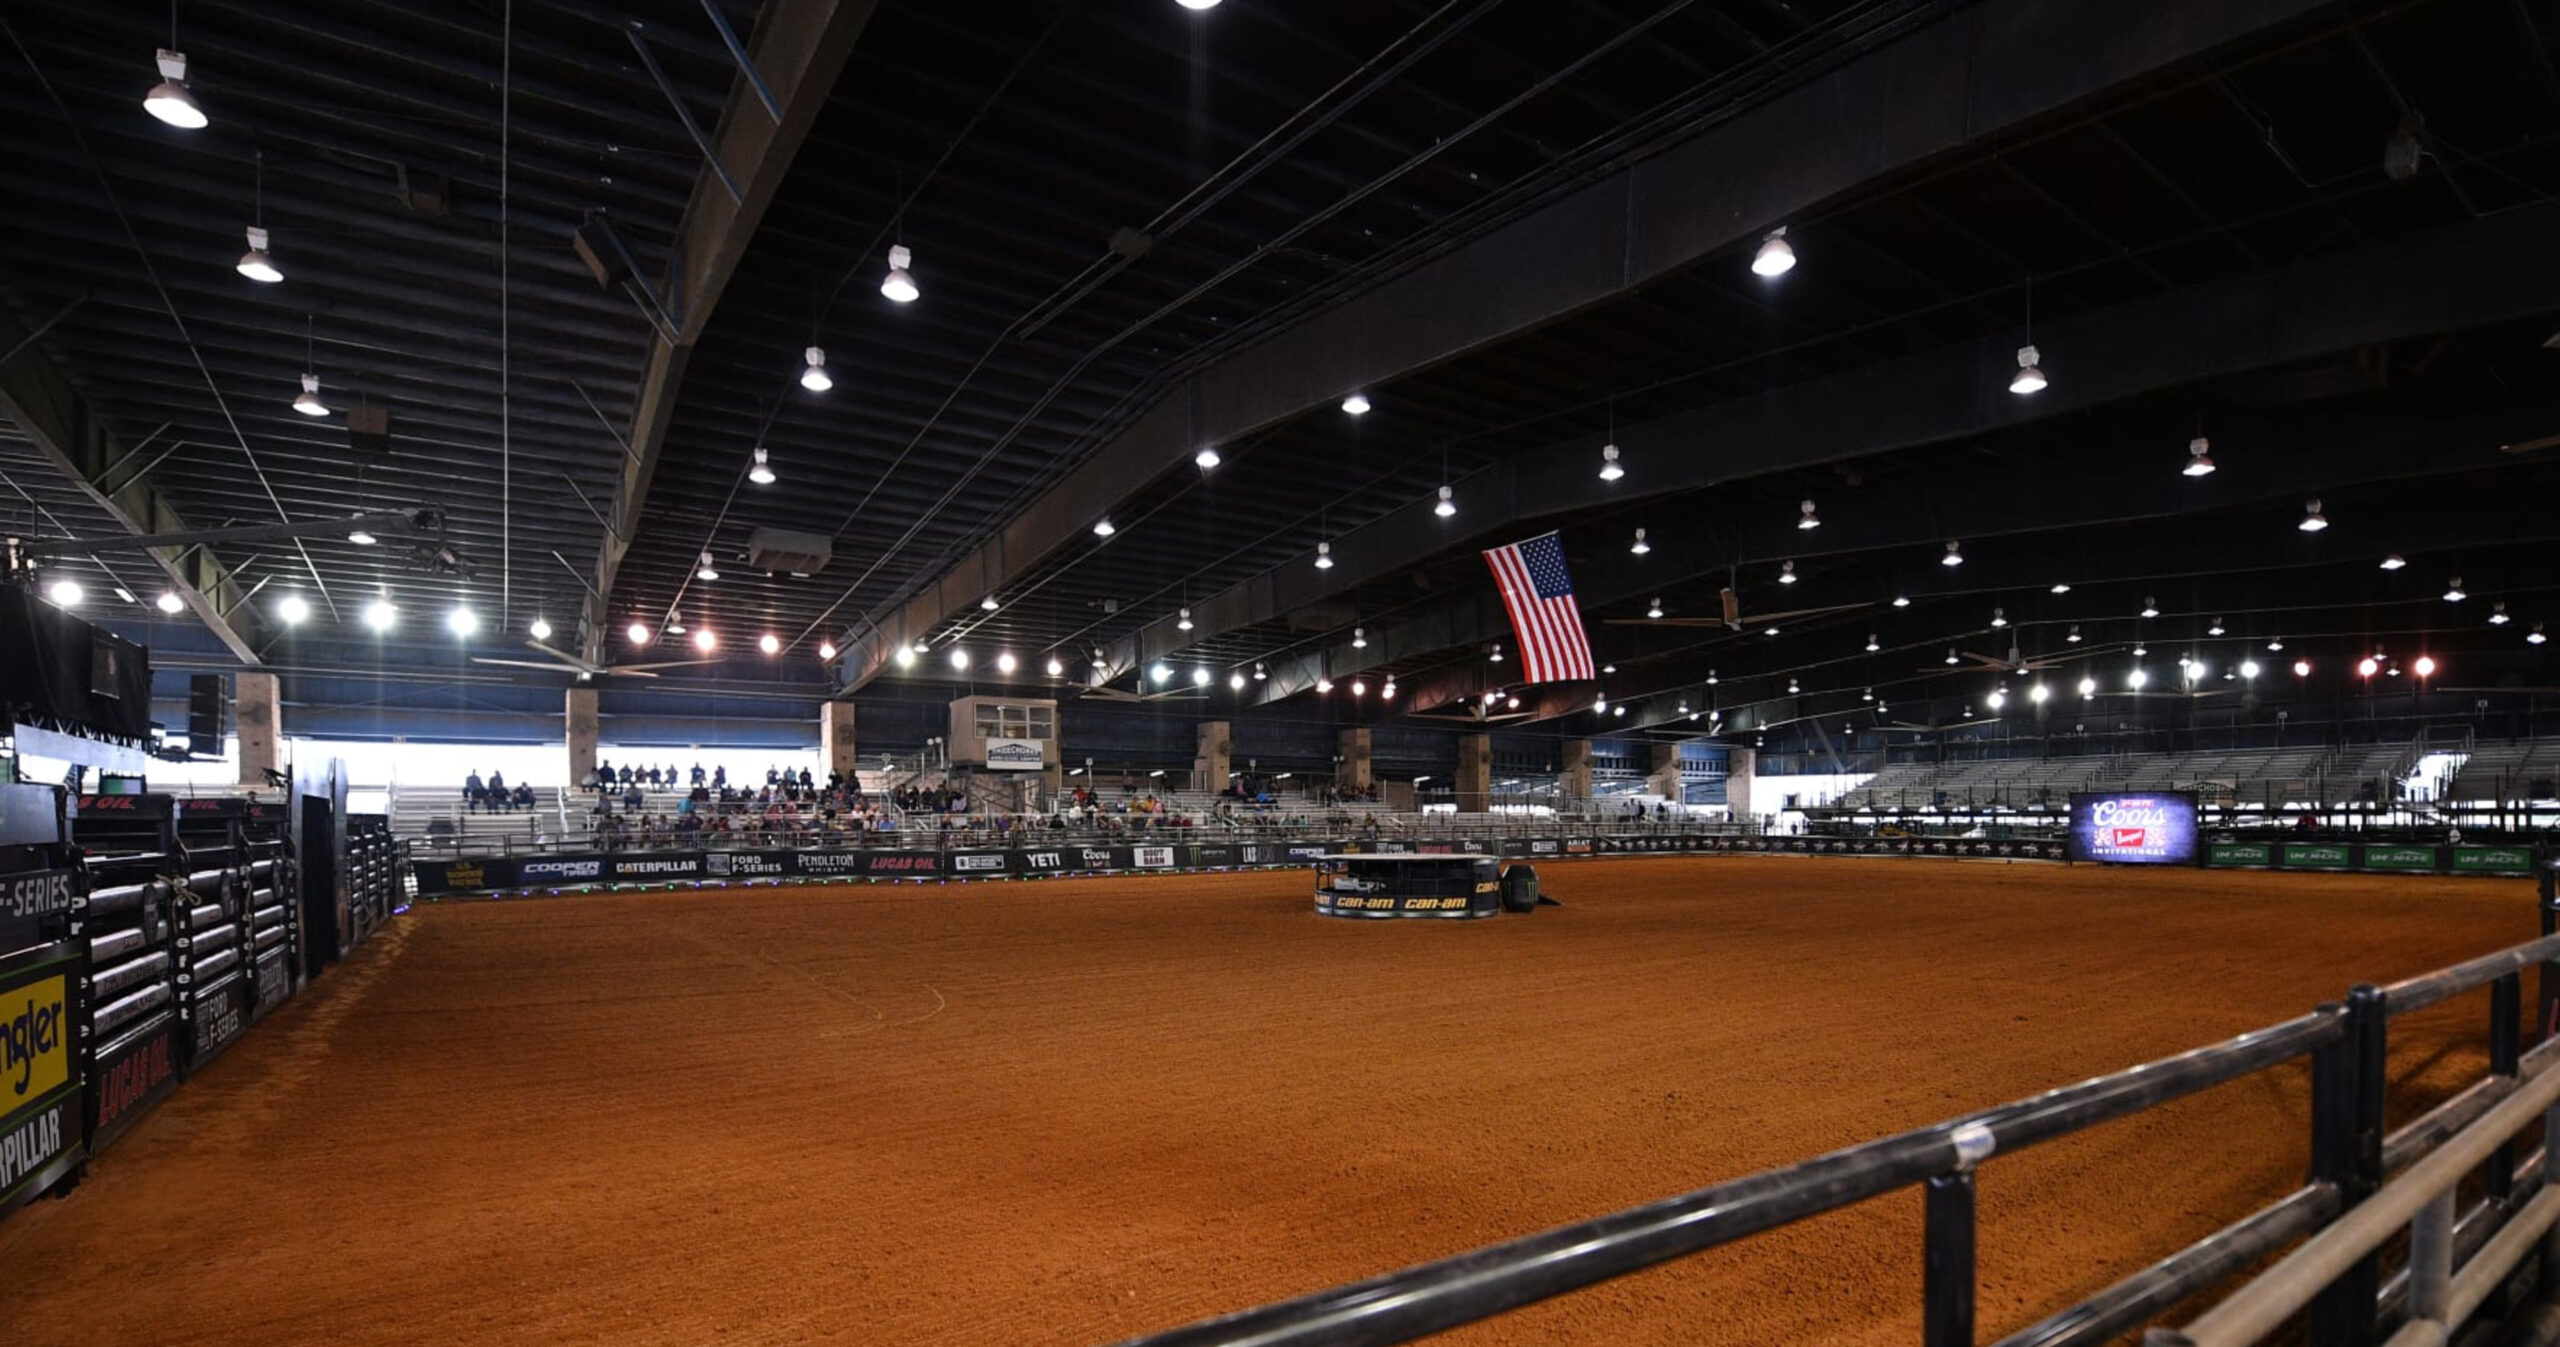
1751,227 -> 1795,277
2182,436 -> 2215,477
144,47 -> 207,129
800,346 -> 832,392
292,316 -> 328,416
748,446 -> 776,484
880,245 -> 919,303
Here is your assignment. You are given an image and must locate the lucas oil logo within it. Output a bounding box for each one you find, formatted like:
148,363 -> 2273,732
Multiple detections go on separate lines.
3,975 -> 70,1102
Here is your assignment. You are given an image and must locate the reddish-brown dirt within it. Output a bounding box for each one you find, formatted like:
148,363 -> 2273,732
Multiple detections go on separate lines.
0,857 -> 2532,1346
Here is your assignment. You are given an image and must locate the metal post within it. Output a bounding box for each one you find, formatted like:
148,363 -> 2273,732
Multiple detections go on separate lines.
2540,863 -> 2560,1045
2409,1190 -> 2455,1328
1925,1172 -> 1977,1347
2494,972 -> 2523,1199
2309,987 -> 2385,1347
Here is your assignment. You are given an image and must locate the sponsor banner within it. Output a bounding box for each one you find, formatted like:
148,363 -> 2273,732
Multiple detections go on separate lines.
2361,845 -> 2442,874
74,793 -> 173,818
0,943 -> 82,1214
251,947 -> 293,1018
2452,846 -> 2536,875
983,737 -> 1046,772
603,853 -> 706,880
182,977 -> 248,1075
704,852 -> 792,879
89,1016 -> 177,1150
1190,845 -> 1237,867
2207,842 -> 2275,868
2069,793 -> 2200,865
859,851 -> 942,877
517,855 -> 603,883
949,852 -> 1013,875
1019,849 -> 1072,872
2280,843 -> 2356,871
1315,891 -> 1496,918
1127,845 -> 1178,869
0,868 -> 76,921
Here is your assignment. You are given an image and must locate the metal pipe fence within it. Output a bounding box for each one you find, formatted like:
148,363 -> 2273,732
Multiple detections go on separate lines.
1098,868 -> 2560,1347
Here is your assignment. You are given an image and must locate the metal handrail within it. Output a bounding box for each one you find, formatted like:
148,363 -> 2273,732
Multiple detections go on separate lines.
1105,1012 -> 2342,1347
2154,1056 -> 2560,1347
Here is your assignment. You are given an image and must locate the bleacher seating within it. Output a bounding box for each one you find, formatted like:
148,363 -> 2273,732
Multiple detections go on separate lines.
1826,738 -> 2485,814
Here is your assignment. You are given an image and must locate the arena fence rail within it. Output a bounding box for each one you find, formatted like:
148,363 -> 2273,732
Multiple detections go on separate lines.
1097,866 -> 2560,1347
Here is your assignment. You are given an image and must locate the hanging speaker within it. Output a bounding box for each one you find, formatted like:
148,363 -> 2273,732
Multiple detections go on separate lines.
188,674 -> 223,757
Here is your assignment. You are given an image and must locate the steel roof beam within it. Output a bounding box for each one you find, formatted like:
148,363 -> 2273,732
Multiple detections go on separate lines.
0,301 -> 262,663
1166,200 -> 2560,706
580,0 -> 875,661
841,0 -> 2342,690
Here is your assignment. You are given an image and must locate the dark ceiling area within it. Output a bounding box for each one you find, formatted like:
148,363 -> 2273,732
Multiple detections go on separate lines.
1,0 -> 2556,749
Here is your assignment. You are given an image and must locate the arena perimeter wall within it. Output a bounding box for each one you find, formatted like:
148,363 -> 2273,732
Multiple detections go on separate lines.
411,834 -> 2543,896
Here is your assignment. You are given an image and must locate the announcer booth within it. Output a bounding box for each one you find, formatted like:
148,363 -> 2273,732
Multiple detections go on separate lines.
1315,854 -> 1542,919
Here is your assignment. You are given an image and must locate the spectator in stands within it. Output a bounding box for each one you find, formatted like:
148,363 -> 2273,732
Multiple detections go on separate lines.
513,783 -> 535,811
690,763 -> 706,787
465,769 -> 486,813
713,765 -> 727,788
618,764 -> 635,787
488,770 -> 507,808
623,781 -> 643,812
798,767 -> 814,789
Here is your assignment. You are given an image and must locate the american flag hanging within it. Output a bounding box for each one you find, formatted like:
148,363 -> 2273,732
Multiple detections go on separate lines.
1483,532 -> 1595,684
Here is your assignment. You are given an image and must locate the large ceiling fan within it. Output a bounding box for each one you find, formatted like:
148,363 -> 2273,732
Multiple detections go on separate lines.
1921,638 -> 2067,675
1603,584 -> 1863,631
471,639 -> 718,680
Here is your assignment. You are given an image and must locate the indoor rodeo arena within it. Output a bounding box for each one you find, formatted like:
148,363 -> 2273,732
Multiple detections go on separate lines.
3,4 -> 2559,1347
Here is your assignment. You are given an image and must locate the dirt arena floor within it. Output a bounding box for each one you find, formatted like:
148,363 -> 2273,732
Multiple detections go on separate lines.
0,856 -> 2537,1346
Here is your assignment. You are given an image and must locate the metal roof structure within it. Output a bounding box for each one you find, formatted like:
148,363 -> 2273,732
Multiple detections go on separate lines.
3,0 -> 2556,751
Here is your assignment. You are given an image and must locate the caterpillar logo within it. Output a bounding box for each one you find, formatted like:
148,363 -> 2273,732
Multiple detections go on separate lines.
2,975 -> 69,1102
0,1102 -> 65,1193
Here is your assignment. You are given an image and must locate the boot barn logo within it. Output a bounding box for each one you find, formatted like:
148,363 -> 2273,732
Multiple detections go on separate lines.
2069,792 -> 2199,865
2,974 -> 70,1103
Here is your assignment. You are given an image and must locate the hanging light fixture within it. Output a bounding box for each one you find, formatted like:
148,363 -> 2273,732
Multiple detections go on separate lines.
1341,392 -> 1372,416
2207,617 -> 2226,635
2528,622 -> 2547,646
665,609 -> 687,635
1315,676 -> 1334,694
1434,485 -> 1456,518
980,594 -> 1000,612
2266,637 -> 2284,651
2298,499 -> 2329,532
2443,576 -> 2467,602
820,641 -> 839,661
627,620 -> 651,645
1254,661 -> 1268,680
1351,626 -> 1366,648
42,578 -> 81,608
1229,671 -> 1246,691
1777,561 -> 1797,585
155,591 -> 185,614
1177,607 -> 1194,631
2414,655 -> 2438,678
2128,667 -> 2149,689
1598,444 -> 1624,481
1092,518 -> 1115,537
2065,624 -> 2082,643
2009,345 -> 2047,395
1797,499 -> 1820,530
1941,540 -> 1963,567
1864,633 -> 1880,651
1314,541 -> 1334,569
893,645 -> 916,669
275,593 -> 309,625
1648,598 -> 1664,619
2140,597 -> 2160,619
2240,659 -> 2261,679
691,626 -> 717,653
800,346 -> 832,392
292,373 -> 329,417
1945,648 -> 1960,665
880,245 -> 919,303
1892,595 -> 1910,608
748,447 -> 776,485
365,595 -> 399,632
1488,645 -> 1504,664
1986,687 -> 2007,710
1751,227 -> 1796,277
2182,437 -> 2216,477
530,617 -> 553,640
144,48 -> 207,129
949,648 -> 970,671
996,651 -> 1017,674
759,633 -> 782,655
1990,607 -> 2007,628
696,550 -> 720,582
1349,678 -> 1366,697
1045,655 -> 1063,676
2077,677 -> 2096,697
1194,445 -> 1221,470
2050,582 -> 2071,595
1630,527 -> 1650,555
237,226 -> 281,283
346,523 -> 377,545
2029,683 -> 2050,704
2490,602 -> 2511,625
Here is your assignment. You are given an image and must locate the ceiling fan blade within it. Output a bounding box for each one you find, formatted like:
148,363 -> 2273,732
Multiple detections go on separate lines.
609,659 -> 724,673
2498,432 -> 2560,454
1720,588 -> 1741,629
471,657 -> 585,672
527,639 -> 605,673
1734,602 -> 1869,626
1601,617 -> 1732,626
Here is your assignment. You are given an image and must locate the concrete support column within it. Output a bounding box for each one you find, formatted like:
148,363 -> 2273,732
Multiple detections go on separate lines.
1456,733 -> 1492,813
1726,745 -> 1758,829
819,700 -> 858,779
1337,727 -> 1373,791
1649,742 -> 1682,802
235,672 -> 279,786
1195,720 -> 1230,793
1560,739 -> 1593,801
566,687 -> 599,786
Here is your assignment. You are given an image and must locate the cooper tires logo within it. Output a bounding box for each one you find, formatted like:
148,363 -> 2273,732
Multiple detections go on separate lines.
522,859 -> 602,880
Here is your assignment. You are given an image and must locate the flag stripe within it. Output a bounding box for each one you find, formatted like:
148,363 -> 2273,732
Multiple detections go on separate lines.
1483,533 -> 1593,684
